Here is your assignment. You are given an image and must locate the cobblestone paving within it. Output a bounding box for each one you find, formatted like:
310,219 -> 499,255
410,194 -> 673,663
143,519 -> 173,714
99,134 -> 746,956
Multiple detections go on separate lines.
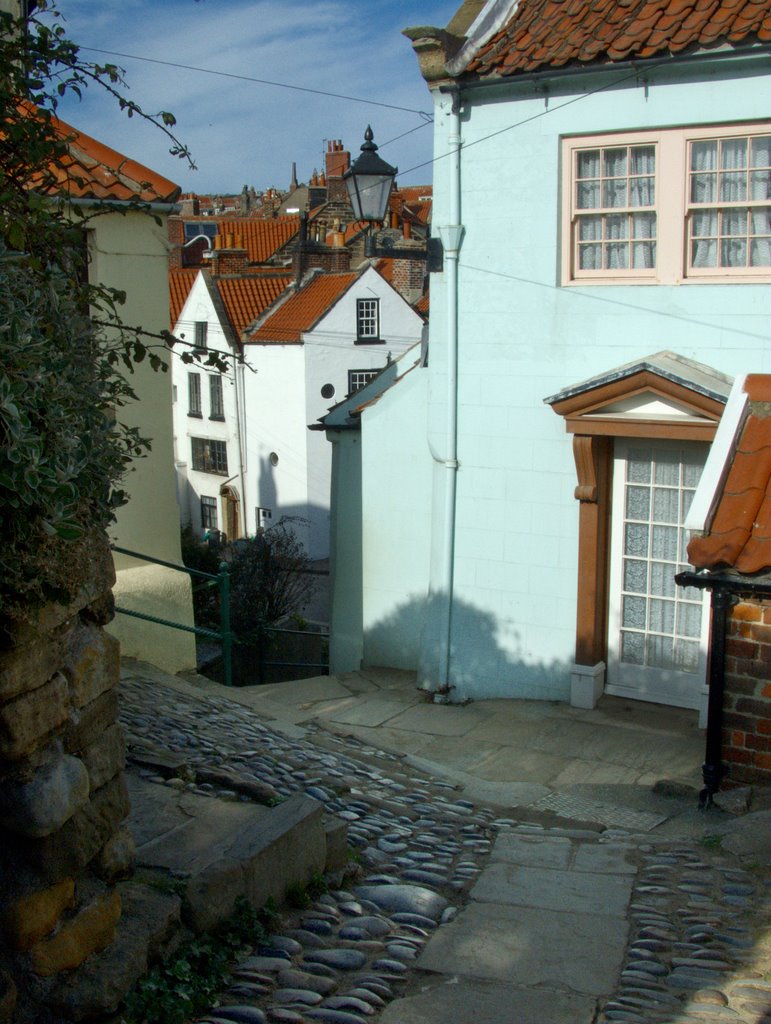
119,676 -> 771,1024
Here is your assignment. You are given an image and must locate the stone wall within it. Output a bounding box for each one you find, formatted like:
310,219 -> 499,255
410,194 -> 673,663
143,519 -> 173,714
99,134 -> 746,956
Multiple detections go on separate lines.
722,598 -> 771,787
0,532 -> 133,1022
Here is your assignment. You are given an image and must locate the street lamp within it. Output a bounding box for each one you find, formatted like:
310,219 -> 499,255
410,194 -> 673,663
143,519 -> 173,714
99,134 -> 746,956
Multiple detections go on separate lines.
343,125 -> 397,256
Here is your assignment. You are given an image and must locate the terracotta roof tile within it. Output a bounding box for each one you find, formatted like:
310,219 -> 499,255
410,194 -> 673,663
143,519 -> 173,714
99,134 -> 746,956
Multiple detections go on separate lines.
169,268 -> 198,328
216,274 -> 293,336
217,217 -> 299,263
37,113 -> 180,203
688,376 -> 771,574
247,272 -> 358,344
465,0 -> 771,78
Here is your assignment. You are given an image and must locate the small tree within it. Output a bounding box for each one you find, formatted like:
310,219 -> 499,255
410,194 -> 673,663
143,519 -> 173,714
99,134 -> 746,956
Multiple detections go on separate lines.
228,520 -> 316,636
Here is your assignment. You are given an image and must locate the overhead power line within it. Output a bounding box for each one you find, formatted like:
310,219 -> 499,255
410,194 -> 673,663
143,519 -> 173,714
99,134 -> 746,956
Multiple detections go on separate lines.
79,47 -> 434,119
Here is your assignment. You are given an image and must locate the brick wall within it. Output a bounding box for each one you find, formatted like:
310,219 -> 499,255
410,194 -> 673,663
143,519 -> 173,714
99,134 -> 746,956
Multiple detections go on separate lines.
722,598 -> 771,787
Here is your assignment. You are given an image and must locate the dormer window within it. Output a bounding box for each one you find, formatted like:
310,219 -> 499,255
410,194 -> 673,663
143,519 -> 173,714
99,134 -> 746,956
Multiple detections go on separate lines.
356,298 -> 380,342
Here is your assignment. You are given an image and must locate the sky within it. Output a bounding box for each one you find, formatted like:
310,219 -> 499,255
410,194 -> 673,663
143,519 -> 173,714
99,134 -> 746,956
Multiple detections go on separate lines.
46,0 -> 460,196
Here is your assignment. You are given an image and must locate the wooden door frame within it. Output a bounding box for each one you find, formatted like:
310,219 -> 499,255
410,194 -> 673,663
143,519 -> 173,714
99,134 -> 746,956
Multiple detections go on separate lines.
550,370 -> 724,702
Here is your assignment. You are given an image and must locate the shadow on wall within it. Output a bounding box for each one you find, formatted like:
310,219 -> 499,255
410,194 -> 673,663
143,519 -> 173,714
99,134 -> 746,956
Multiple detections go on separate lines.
364,592 -> 572,702
256,456 -> 329,558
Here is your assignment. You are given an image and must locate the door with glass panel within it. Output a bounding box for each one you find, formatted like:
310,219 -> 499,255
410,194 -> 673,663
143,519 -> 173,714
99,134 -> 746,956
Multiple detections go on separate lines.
606,441 -> 709,708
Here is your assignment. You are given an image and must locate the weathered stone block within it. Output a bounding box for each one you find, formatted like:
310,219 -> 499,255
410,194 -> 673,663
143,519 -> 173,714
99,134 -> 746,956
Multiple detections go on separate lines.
0,673 -> 69,761
0,623 -> 71,702
49,884 -> 182,1021
64,688 -> 119,755
81,590 -> 116,627
63,624 -> 120,710
323,814 -> 349,872
1,877 -> 75,951
93,825 -> 136,882
0,970 -> 16,1022
30,889 -> 121,977
0,753 -> 89,837
17,774 -> 130,881
81,723 -> 125,791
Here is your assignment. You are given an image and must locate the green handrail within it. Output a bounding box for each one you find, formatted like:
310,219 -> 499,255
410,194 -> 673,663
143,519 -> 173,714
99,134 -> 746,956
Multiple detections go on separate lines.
111,544 -> 234,687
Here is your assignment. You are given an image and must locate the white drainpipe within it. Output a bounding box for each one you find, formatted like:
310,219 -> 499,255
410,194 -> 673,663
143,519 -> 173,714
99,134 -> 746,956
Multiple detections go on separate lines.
432,89 -> 463,698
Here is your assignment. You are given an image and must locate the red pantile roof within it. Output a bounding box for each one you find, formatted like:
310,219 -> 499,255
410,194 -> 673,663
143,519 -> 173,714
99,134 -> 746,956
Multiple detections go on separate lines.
247,272 -> 358,344
42,113 -> 180,203
169,268 -> 198,328
688,375 -> 771,575
465,0 -> 771,78
218,216 -> 299,263
216,274 -> 293,336
415,292 -> 430,316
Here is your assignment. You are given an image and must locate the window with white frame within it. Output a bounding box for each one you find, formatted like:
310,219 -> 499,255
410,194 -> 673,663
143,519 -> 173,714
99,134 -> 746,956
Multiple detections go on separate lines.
188,372 -> 202,416
191,437 -> 228,475
348,368 -> 379,393
200,495 -> 218,530
562,122 -> 771,284
356,298 -> 380,341
209,374 -> 224,420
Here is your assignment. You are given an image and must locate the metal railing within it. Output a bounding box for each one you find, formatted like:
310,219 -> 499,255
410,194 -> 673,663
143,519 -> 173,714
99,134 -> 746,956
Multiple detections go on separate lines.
111,545 -> 329,687
111,545 -> 234,687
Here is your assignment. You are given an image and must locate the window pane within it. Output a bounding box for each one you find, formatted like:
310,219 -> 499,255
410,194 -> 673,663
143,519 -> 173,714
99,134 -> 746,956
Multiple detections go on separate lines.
621,631 -> 645,665
647,634 -> 673,668
604,148 -> 627,177
624,558 -> 647,593
692,237 -> 717,268
625,523 -> 649,557
674,639 -> 699,671
603,178 -> 627,208
720,172 -> 746,202
650,561 -> 675,598
720,137 -> 747,170
649,598 -> 674,633
626,485 -> 650,520
630,176 -> 654,207
578,243 -> 602,270
577,150 -> 600,178
721,235 -> 747,267
750,171 -> 771,201
631,145 -> 655,175
750,135 -> 771,168
652,525 -> 678,560
677,602 -> 702,638
623,595 -> 647,630
577,181 -> 601,209
579,216 -> 602,240
653,487 -> 679,522
654,456 -> 679,485
628,455 -> 652,483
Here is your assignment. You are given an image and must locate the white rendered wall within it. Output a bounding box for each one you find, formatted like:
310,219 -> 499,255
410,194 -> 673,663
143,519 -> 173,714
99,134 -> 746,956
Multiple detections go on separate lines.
327,430 -> 363,672
360,368 -> 432,669
171,273 -> 243,539
90,210 -> 196,673
422,62 -> 771,700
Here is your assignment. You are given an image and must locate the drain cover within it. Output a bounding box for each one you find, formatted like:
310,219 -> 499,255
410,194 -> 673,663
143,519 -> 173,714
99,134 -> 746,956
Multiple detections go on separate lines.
532,792 -> 667,832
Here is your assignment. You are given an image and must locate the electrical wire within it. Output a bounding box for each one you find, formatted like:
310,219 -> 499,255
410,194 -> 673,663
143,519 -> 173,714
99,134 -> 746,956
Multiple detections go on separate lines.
79,47 -> 434,119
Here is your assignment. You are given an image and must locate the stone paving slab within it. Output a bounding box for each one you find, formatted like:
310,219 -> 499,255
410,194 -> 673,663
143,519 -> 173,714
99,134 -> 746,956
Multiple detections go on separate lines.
533,791 -> 668,831
378,976 -> 596,1024
417,900 -> 628,994
472,861 -> 633,916
380,702 -> 496,737
319,696 -> 417,728
489,832 -> 573,869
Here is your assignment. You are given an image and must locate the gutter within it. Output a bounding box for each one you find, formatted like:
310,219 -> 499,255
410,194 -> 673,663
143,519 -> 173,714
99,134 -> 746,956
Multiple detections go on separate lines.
441,44 -> 771,96
54,196 -> 181,214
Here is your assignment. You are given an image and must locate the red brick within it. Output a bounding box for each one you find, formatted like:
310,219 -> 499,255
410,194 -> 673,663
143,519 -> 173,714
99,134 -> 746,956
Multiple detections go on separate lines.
764,606 -> 771,625
729,730 -> 747,747
724,678 -> 762,698
745,734 -> 771,752
762,683 -> 771,699
748,619 -> 771,639
759,719 -> 771,736
736,697 -> 771,717
731,602 -> 762,623
726,637 -> 759,660
722,711 -> 757,732
723,746 -> 752,765
751,751 -> 771,771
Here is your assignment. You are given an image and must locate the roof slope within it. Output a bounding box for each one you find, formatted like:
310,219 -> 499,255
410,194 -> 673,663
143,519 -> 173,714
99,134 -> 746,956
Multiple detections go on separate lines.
466,0 -> 771,78
45,114 -> 180,202
689,375 -> 771,575
247,272 -> 358,344
216,273 -> 293,336
169,268 -> 199,327
218,216 -> 299,262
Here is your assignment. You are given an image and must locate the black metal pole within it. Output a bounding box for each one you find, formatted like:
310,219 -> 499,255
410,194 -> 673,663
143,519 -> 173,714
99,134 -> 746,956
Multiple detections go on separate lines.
700,587 -> 733,808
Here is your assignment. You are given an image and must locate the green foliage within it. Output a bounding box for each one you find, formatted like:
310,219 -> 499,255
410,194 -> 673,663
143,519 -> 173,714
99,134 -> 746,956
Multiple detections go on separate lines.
228,518 -> 316,634
284,881 -> 311,909
123,897 -> 266,1024
0,2 -> 227,616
